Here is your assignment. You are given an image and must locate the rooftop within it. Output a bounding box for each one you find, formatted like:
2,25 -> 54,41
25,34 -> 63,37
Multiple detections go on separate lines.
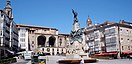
16,24 -> 58,30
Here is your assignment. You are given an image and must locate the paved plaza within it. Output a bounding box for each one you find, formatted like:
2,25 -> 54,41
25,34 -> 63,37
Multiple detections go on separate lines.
89,59 -> 132,64
12,56 -> 132,64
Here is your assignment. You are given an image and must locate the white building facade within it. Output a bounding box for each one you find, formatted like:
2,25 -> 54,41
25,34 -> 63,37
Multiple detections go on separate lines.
17,24 -> 69,55
18,27 -> 29,51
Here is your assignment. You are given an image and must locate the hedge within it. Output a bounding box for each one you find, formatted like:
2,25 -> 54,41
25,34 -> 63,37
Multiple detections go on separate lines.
0,58 -> 16,64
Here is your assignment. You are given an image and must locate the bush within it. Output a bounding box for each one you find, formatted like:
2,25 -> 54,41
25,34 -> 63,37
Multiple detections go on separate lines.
0,58 -> 16,64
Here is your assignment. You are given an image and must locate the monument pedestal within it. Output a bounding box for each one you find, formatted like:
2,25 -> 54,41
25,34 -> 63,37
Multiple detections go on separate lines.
66,54 -> 80,60
58,42 -> 97,64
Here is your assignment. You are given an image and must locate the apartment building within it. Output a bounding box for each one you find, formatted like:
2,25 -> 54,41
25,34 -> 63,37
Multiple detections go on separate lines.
85,17 -> 132,58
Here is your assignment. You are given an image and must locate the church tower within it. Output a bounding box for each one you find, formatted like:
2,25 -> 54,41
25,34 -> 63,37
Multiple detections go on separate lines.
4,0 -> 13,20
86,16 -> 92,27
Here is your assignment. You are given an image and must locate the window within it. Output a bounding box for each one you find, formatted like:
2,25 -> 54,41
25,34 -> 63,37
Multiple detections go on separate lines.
44,30 -> 47,31
105,30 -> 109,34
8,11 -> 10,16
32,41 -> 34,44
20,43 -> 25,47
52,48 -> 54,51
121,38 -> 123,40
32,45 -> 34,48
128,46 -> 130,50
60,39 -> 62,46
20,38 -> 25,42
42,48 -> 44,51
0,31 -> 2,36
122,46 -> 124,50
94,41 -> 99,46
21,33 -> 25,37
110,28 -> 115,33
106,38 -> 110,43
111,37 -> 116,43
94,33 -> 99,39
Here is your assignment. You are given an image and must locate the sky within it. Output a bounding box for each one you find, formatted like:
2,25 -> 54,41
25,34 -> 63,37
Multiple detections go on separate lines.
0,0 -> 132,33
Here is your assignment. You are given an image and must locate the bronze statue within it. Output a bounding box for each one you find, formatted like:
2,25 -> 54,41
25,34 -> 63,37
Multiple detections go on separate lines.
72,9 -> 78,18
72,9 -> 78,22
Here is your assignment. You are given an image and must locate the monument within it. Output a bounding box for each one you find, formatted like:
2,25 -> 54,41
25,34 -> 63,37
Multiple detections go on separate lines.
66,9 -> 88,59
58,9 -> 97,64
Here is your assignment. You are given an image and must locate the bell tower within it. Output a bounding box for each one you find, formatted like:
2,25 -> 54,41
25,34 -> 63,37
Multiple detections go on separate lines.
4,0 -> 13,20
86,16 -> 92,27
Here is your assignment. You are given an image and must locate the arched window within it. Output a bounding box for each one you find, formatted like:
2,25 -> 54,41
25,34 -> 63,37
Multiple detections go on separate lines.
49,36 -> 56,47
37,35 -> 46,47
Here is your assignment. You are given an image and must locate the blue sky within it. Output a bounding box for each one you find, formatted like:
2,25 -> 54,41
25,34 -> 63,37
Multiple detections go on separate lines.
0,0 -> 132,33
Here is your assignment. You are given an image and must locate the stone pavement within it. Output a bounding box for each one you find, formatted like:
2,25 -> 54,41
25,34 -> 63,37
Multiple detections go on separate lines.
89,59 -> 132,64
43,56 -> 132,64
46,56 -> 65,64
11,59 -> 30,64
12,56 -> 132,64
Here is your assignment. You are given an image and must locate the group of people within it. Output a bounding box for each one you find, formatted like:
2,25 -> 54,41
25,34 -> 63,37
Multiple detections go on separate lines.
127,55 -> 132,60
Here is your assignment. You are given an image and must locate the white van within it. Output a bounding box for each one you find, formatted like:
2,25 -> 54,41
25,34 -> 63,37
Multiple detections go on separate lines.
24,51 -> 33,60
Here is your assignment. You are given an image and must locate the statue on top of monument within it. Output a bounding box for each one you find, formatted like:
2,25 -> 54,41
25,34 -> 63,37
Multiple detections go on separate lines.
72,9 -> 77,18
72,9 -> 78,22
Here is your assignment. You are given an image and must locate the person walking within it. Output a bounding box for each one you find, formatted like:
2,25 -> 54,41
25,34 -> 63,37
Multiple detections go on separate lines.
80,56 -> 84,64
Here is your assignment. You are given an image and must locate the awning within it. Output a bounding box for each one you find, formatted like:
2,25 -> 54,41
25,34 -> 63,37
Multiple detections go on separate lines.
95,52 -> 118,56
122,52 -> 132,54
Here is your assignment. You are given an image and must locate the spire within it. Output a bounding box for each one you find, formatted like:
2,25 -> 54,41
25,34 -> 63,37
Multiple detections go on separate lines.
86,16 -> 92,27
7,0 -> 10,5
5,0 -> 12,9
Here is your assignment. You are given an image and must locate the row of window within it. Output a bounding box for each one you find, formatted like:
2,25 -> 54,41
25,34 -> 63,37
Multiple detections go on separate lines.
106,44 -> 116,47
120,29 -> 132,34
20,38 -> 25,42
20,43 -> 25,47
122,46 -> 132,50
20,33 -> 26,37
105,28 -> 115,35
41,48 -> 64,52
120,38 -> 132,41
106,37 -> 116,43
106,43 -> 116,47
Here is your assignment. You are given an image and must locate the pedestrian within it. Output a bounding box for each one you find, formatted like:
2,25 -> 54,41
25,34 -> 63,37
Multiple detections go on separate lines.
129,55 -> 132,60
80,56 -> 84,64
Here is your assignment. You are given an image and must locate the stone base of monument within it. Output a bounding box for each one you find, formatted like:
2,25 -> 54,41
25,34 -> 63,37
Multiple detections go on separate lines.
58,58 -> 98,64
57,54 -> 98,64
